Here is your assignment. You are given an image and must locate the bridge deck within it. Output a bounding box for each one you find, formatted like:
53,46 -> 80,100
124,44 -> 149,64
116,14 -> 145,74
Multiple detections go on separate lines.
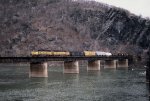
0,55 -> 130,63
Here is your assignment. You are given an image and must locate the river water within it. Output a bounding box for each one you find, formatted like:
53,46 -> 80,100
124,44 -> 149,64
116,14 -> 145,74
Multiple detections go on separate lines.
0,64 -> 149,101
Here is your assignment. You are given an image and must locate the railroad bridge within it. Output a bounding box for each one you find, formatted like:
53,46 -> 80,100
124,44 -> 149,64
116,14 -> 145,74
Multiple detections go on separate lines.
0,55 -> 131,77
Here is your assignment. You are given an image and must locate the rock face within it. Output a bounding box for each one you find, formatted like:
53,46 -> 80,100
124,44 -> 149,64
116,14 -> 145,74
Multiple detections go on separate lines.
0,0 -> 149,64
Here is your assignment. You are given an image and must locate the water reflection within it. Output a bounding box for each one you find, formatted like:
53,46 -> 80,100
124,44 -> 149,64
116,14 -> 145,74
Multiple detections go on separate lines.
29,78 -> 48,88
63,73 -> 79,80
146,81 -> 150,99
87,70 -> 101,77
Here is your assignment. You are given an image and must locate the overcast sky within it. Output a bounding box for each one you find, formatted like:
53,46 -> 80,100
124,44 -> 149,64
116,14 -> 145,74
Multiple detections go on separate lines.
94,0 -> 150,18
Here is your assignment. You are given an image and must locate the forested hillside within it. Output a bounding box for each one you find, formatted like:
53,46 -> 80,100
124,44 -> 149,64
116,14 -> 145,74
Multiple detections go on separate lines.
0,0 -> 150,64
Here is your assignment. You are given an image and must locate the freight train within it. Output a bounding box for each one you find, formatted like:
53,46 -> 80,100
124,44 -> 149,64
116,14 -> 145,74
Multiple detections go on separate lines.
31,51 -> 112,57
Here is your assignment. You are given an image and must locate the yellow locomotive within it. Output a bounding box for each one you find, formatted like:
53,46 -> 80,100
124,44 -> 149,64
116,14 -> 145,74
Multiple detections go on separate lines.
31,51 -> 70,56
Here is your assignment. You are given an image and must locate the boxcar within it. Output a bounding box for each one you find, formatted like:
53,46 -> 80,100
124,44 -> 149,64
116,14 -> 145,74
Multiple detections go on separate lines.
70,51 -> 84,56
84,51 -> 96,56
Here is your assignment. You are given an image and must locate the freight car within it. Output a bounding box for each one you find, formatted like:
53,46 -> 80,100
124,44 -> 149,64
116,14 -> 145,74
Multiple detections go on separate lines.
70,51 -> 84,56
84,51 -> 96,56
95,51 -> 112,56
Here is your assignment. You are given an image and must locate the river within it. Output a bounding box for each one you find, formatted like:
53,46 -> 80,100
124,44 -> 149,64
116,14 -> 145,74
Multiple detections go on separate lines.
0,64 -> 149,101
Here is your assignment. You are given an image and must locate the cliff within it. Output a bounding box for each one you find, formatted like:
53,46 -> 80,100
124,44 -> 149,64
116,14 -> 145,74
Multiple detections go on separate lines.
0,0 -> 150,65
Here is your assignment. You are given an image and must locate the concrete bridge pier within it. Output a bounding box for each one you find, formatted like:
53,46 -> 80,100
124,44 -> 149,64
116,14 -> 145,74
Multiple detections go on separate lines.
104,60 -> 117,69
63,61 -> 79,73
87,60 -> 100,70
117,59 -> 128,69
29,62 -> 48,77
